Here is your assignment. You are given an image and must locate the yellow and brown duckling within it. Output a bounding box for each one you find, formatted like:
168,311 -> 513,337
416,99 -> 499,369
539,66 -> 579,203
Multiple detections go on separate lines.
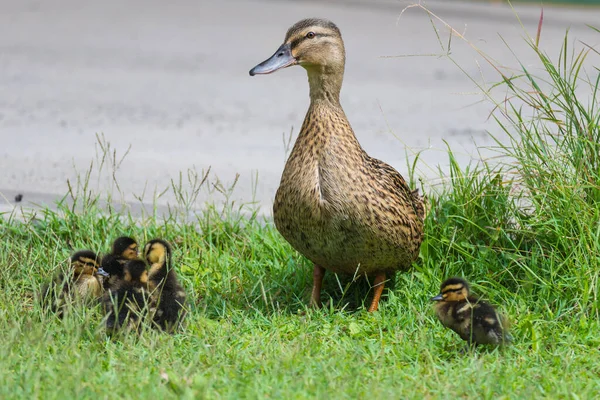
249,18 -> 425,311
143,239 -> 186,332
99,236 -> 139,290
102,259 -> 150,334
431,277 -> 512,346
41,250 -> 103,316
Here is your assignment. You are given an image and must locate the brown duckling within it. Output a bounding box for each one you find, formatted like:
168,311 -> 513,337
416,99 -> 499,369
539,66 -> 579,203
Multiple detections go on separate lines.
102,259 -> 150,334
249,19 -> 425,312
99,236 -> 139,290
41,250 -> 103,316
431,277 -> 512,346
143,239 -> 186,332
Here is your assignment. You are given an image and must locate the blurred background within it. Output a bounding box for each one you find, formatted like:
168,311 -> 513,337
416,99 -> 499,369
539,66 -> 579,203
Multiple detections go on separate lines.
1,0 -> 598,215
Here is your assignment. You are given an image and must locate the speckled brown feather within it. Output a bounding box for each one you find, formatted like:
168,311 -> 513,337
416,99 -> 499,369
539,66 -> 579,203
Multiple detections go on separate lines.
272,21 -> 424,276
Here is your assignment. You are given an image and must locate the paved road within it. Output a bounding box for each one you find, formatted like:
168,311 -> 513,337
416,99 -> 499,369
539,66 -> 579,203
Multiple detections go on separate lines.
1,0 -> 598,215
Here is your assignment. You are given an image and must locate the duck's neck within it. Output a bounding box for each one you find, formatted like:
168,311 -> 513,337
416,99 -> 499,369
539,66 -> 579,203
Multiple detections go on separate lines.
294,66 -> 363,156
306,67 -> 343,106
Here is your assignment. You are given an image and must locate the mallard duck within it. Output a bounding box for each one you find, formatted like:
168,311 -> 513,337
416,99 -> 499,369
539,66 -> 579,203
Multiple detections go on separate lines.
249,18 -> 425,311
431,277 -> 512,346
41,250 -> 103,316
102,259 -> 149,334
100,236 -> 139,290
143,239 -> 186,332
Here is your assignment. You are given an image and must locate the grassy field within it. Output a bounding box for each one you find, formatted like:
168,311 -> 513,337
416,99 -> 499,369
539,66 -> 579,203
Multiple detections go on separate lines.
2,11 -> 600,400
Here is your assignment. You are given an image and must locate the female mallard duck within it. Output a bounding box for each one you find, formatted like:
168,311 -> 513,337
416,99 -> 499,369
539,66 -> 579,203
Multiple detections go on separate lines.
431,277 -> 512,346
249,18 -> 425,311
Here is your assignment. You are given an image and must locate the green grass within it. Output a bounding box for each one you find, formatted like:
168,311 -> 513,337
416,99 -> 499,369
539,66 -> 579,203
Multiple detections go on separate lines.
2,13 -> 600,400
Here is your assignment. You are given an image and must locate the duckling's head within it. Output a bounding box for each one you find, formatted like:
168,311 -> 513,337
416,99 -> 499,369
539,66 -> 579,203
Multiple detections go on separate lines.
249,18 -> 345,77
431,277 -> 470,302
70,250 -> 100,276
112,237 -> 138,260
143,239 -> 171,267
123,260 -> 148,284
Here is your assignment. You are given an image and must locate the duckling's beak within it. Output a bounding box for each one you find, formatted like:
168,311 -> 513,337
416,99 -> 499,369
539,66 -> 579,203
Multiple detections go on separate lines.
430,294 -> 443,302
249,43 -> 296,76
97,267 -> 110,277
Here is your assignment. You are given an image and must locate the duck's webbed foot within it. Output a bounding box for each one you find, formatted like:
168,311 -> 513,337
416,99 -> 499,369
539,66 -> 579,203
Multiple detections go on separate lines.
310,264 -> 326,308
368,272 -> 386,312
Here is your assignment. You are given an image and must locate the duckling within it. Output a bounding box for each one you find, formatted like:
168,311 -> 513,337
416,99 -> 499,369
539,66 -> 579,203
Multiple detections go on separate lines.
41,250 -> 103,316
102,259 -> 150,333
431,277 -> 511,346
143,239 -> 186,332
249,19 -> 425,311
100,236 -> 139,290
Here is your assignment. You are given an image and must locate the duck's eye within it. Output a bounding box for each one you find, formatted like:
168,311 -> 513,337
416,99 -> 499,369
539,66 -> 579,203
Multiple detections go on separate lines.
306,32 -> 315,39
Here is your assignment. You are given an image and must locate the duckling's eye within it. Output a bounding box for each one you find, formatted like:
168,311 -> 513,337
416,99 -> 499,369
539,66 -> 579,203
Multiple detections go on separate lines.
306,32 -> 315,39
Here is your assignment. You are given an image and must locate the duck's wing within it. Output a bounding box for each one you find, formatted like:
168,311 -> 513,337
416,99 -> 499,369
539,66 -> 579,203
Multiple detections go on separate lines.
472,301 -> 510,345
363,155 -> 424,219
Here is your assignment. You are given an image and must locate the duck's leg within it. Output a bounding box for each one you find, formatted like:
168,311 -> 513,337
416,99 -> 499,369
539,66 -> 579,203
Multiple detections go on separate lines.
368,272 -> 386,312
310,264 -> 326,308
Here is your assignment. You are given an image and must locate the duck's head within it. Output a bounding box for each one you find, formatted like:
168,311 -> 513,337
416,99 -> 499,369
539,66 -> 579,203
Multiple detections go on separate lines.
249,18 -> 345,76
431,277 -> 470,302
123,260 -> 149,284
112,236 -> 138,260
143,239 -> 171,267
70,250 -> 100,276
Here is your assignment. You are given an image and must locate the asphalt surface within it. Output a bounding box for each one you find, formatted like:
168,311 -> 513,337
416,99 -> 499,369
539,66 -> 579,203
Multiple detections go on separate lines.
1,0 -> 598,216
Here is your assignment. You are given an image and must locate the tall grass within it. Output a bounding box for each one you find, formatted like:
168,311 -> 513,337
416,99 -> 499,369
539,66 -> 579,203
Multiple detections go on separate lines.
411,5 -> 600,341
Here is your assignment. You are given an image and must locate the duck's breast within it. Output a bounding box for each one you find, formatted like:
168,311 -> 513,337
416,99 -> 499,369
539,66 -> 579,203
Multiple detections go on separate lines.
274,142 -> 417,273
273,104 -> 423,273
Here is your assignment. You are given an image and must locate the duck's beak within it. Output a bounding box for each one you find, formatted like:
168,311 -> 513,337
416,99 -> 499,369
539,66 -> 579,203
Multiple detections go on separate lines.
249,43 -> 296,76
430,294 -> 443,302
97,267 -> 110,277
